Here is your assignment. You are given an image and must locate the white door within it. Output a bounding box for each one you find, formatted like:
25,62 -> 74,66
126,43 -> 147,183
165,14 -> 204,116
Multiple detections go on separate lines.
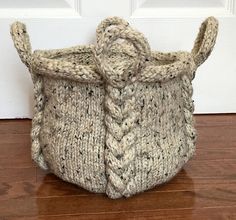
0,0 -> 236,118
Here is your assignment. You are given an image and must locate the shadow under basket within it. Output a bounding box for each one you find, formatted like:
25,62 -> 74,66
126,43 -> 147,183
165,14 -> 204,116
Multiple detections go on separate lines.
11,16 -> 218,199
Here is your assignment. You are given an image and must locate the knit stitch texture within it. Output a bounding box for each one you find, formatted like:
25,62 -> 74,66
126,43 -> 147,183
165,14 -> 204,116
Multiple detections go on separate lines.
11,16 -> 218,199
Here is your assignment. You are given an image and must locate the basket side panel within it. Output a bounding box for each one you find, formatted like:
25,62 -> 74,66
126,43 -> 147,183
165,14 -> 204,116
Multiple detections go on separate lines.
134,77 -> 196,192
39,77 -> 107,193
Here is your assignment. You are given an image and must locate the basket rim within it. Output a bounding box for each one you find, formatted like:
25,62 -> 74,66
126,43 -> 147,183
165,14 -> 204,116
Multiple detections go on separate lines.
31,45 -> 194,83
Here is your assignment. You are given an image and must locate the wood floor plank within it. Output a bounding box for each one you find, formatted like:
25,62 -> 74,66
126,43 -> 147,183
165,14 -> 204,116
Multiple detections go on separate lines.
182,159 -> 236,178
1,178 -> 236,201
0,134 -> 30,145
195,147 -> 236,160
0,143 -> 33,169
0,187 -> 236,217
0,180 -> 89,200
197,126 -> 236,143
0,119 -> 31,134
1,168 -> 236,201
0,167 -> 36,183
1,207 -> 236,220
195,114 -> 236,127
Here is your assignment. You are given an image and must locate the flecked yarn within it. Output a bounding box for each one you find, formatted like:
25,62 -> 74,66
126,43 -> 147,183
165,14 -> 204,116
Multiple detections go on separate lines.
11,16 -> 218,199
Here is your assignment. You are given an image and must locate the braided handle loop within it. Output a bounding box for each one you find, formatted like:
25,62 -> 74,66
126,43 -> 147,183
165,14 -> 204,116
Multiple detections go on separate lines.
96,16 -> 129,44
95,19 -> 151,88
11,22 -> 48,170
11,22 -> 32,68
191,17 -> 219,67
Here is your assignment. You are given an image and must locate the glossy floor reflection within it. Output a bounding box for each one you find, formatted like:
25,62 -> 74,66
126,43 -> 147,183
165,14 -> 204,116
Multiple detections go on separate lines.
34,169 -> 195,216
0,115 -> 236,219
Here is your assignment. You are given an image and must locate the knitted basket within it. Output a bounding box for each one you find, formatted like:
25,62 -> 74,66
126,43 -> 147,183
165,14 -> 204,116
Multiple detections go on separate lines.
11,16 -> 218,199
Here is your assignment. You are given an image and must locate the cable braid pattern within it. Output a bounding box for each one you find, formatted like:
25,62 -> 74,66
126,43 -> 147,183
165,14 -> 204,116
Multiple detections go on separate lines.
181,73 -> 197,159
30,74 -> 49,170
104,82 -> 139,198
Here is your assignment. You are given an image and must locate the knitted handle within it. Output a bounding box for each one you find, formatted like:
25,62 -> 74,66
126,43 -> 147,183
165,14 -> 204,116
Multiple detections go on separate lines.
11,22 -> 49,170
191,17 -> 219,67
96,16 -> 129,44
10,22 -> 32,68
95,22 -> 151,88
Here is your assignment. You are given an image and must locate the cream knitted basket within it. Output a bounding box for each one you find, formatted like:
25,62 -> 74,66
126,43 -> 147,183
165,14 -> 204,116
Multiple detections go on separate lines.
11,17 -> 218,199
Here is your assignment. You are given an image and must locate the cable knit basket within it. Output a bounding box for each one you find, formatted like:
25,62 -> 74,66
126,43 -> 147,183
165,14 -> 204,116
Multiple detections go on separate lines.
11,16 -> 218,199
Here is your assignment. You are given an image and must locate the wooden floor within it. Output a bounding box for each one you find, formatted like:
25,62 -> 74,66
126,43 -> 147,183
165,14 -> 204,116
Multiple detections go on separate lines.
0,115 -> 236,220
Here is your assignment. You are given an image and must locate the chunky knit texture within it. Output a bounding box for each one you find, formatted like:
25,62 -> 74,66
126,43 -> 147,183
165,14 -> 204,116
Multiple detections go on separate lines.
11,17 -> 218,199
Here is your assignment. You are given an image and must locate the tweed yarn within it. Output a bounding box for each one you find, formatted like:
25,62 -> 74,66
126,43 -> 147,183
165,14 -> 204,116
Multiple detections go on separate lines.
11,16 -> 218,199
